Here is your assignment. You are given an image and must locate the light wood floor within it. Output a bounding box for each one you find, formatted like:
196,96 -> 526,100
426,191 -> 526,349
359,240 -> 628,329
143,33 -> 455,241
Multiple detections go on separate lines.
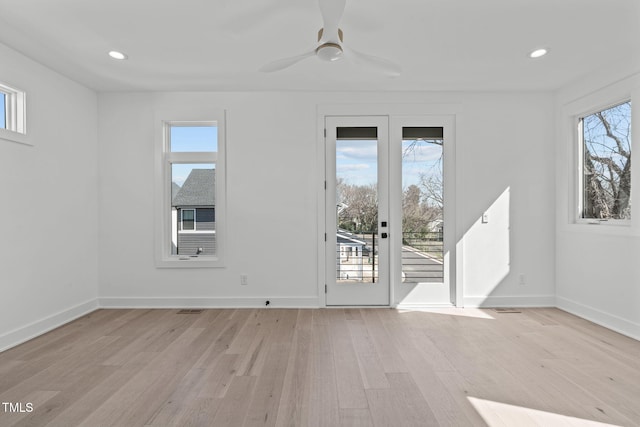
0,308 -> 639,426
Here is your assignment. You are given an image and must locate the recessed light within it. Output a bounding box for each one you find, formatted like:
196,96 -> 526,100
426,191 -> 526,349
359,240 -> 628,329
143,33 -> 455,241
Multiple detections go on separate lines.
529,48 -> 548,59
108,50 -> 128,60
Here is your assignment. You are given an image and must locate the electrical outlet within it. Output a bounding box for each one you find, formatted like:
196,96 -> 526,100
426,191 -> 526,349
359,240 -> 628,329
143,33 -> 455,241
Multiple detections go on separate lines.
482,212 -> 489,223
518,274 -> 526,285
240,274 -> 248,286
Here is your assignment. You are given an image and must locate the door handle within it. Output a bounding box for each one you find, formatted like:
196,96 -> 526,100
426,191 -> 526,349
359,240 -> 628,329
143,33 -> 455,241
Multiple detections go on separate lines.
381,233 -> 388,238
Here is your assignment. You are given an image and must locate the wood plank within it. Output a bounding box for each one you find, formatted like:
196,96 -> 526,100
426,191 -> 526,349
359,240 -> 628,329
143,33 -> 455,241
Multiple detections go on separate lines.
366,373 -> 439,427
339,408 -> 374,427
327,309 -> 368,409
79,327 -> 208,427
307,311 -> 341,427
196,353 -> 239,400
210,375 -> 256,427
243,310 -> 298,426
346,316 -> 389,390
368,312 -> 472,426
275,310 -> 313,427
43,352 -> 159,427
359,309 -> 407,373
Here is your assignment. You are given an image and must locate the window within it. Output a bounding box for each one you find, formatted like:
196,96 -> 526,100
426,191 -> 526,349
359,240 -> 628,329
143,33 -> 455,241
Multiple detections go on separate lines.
0,92 -> 6,129
155,110 -> 226,267
578,100 -> 632,221
0,81 -> 27,144
181,209 -> 195,230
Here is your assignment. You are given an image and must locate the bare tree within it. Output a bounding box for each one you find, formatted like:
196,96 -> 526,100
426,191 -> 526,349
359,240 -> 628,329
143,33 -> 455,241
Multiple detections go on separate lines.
403,139 -> 443,228
402,184 -> 440,233
337,180 -> 378,232
583,102 -> 631,219
335,138 -> 445,233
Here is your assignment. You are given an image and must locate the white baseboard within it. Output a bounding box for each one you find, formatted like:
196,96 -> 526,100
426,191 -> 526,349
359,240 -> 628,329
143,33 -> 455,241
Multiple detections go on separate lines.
463,295 -> 556,308
395,302 -> 455,309
3,294 -> 634,354
556,296 -> 640,341
98,296 -> 320,309
0,299 -> 99,353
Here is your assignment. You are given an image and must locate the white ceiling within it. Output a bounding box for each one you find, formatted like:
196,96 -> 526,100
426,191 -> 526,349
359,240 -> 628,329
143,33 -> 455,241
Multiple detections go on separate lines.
0,0 -> 638,92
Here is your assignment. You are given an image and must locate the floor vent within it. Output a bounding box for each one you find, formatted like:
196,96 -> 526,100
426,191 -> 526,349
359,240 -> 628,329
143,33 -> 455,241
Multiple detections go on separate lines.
493,308 -> 522,314
177,309 -> 204,314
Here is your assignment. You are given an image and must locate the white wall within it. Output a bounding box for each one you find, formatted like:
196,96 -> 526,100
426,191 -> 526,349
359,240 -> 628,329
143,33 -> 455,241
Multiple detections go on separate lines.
0,43 -> 99,351
555,64 -> 640,340
97,91 -> 556,308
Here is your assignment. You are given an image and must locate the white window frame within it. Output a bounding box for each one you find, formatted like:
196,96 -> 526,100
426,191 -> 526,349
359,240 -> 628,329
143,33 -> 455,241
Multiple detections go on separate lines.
154,108 -> 226,268
0,81 -> 28,145
574,99 -> 632,226
558,78 -> 640,236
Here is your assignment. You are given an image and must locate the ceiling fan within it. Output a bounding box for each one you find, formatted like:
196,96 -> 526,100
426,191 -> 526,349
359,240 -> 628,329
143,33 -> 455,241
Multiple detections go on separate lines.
259,0 -> 401,76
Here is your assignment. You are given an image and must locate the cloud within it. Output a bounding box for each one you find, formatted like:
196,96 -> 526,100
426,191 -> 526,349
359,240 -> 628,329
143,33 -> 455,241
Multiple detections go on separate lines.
337,163 -> 371,173
336,141 -> 378,162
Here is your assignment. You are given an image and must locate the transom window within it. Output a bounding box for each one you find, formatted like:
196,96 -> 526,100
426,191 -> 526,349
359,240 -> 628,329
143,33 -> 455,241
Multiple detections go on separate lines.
578,100 -> 632,221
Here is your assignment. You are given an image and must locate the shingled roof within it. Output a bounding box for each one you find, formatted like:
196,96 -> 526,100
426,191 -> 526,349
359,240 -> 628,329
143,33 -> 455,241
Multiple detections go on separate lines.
172,169 -> 215,206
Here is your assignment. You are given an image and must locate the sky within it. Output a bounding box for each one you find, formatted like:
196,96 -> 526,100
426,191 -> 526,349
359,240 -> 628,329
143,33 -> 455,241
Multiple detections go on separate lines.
583,101 -> 631,168
0,93 -> 5,129
170,125 -> 217,186
336,139 -> 443,189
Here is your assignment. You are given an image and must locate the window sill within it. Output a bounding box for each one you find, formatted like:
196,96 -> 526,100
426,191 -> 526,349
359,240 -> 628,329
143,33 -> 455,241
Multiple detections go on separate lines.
575,219 -> 630,227
0,128 -> 31,146
565,220 -> 636,237
156,256 -> 224,269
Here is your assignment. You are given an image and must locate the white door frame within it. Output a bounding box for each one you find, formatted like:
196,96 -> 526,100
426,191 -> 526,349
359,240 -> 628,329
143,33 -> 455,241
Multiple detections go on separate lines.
316,104 -> 461,308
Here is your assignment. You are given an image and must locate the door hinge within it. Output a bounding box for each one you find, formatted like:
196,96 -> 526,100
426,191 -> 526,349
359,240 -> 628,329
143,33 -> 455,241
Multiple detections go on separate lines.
324,233 -> 327,241
325,284 -> 327,294
324,128 -> 327,138
324,180 -> 326,190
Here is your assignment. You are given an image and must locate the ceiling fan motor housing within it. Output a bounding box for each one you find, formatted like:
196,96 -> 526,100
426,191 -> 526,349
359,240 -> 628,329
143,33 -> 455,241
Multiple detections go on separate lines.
316,28 -> 344,61
316,43 -> 343,61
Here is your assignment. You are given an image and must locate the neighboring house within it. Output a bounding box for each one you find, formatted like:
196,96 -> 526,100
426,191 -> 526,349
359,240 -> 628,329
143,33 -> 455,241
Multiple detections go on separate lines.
336,229 -> 367,280
171,169 -> 216,255
428,219 -> 443,234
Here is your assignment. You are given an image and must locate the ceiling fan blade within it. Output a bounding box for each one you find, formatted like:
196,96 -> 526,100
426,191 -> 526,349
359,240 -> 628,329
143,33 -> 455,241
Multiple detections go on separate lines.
346,47 -> 402,76
318,0 -> 346,42
259,50 -> 316,72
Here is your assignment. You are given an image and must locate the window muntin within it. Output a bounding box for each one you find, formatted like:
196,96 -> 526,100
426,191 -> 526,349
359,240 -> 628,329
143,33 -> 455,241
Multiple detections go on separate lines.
579,101 -> 632,221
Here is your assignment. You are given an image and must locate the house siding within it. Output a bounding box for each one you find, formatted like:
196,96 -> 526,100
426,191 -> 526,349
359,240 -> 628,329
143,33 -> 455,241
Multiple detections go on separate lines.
177,232 -> 216,255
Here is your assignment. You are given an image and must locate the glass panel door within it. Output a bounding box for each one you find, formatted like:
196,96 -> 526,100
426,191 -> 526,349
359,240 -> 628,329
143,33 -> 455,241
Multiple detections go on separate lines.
326,117 -> 389,306
390,119 -> 455,306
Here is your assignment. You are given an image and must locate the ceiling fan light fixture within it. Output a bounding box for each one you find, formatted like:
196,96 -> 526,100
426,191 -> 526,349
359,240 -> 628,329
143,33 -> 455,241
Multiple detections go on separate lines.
108,50 -> 128,60
529,48 -> 548,59
316,43 -> 343,62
